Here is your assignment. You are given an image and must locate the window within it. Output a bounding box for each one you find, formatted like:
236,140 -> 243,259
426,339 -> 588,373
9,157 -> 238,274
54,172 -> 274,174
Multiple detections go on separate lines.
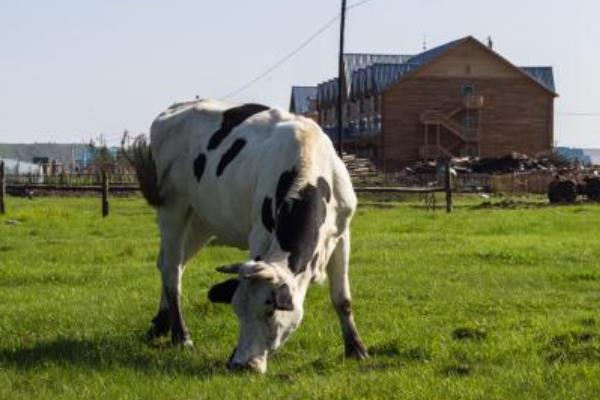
462,84 -> 474,96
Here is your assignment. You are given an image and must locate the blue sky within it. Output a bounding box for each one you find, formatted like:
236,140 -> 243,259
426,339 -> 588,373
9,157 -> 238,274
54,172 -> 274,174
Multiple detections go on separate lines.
1,0 -> 599,147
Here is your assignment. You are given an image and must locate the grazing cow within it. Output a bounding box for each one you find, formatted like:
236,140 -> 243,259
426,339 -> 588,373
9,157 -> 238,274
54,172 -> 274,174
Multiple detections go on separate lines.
127,99 -> 367,373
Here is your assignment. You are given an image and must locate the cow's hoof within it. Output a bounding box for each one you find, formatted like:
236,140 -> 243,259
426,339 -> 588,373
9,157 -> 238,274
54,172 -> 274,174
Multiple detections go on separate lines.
181,338 -> 194,348
146,324 -> 169,340
147,310 -> 170,339
171,333 -> 194,348
345,339 -> 369,360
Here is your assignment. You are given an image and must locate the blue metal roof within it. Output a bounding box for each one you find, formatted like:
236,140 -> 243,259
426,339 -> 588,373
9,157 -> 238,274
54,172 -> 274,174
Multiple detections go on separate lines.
318,54 -> 413,106
315,37 -> 556,106
289,86 -> 317,114
520,67 -> 555,92
343,53 -> 413,82
406,38 -> 465,66
350,63 -> 419,99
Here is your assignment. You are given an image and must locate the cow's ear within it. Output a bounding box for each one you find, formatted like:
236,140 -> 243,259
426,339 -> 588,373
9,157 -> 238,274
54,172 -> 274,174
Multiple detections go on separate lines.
274,284 -> 294,311
216,263 -> 244,274
217,262 -> 274,281
208,278 -> 240,303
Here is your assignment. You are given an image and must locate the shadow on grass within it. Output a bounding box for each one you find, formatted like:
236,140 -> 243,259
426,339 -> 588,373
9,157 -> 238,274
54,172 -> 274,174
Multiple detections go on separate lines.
470,199 -> 552,210
408,203 -> 475,211
357,202 -> 397,209
543,331 -> 600,364
0,336 -> 227,379
356,341 -> 431,372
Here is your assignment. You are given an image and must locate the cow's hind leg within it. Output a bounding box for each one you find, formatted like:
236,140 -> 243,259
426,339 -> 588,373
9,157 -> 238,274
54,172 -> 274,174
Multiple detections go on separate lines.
149,206 -> 210,346
327,230 -> 368,359
147,249 -> 170,339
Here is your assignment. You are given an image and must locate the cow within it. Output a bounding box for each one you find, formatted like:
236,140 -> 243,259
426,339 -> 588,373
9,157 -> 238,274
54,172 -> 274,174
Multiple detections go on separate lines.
126,99 -> 368,373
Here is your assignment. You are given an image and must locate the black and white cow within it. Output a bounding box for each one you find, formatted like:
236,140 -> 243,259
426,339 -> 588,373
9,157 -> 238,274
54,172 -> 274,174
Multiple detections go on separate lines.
128,99 -> 367,373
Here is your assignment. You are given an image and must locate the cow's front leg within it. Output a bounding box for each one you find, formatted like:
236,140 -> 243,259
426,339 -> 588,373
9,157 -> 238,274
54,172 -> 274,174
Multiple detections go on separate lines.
327,230 -> 368,359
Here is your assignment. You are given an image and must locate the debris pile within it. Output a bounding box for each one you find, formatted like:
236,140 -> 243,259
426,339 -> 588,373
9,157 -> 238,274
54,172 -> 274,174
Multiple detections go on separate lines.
404,152 -> 564,176
400,152 -> 600,204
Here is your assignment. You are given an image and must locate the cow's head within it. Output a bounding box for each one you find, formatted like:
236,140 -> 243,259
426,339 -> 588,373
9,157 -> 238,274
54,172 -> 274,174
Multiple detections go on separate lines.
208,260 -> 303,373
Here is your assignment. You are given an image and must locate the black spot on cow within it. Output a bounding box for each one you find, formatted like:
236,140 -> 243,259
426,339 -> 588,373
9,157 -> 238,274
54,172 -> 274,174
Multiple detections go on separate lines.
193,153 -> 206,181
310,252 -> 319,271
261,197 -> 275,232
254,256 -> 262,261
216,139 -> 246,176
207,104 -> 269,150
208,279 -> 240,304
316,177 -> 331,203
275,168 -> 298,210
276,183 -> 327,274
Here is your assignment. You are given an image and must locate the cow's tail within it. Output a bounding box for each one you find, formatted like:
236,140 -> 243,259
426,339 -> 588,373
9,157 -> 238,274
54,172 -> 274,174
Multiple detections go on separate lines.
122,133 -> 163,208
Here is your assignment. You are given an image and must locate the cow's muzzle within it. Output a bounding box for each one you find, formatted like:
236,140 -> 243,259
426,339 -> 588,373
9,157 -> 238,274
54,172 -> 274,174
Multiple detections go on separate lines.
226,349 -> 266,373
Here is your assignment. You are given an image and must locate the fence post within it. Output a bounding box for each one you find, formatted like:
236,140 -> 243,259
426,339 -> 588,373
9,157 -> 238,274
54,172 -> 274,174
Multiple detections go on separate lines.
445,159 -> 453,213
0,161 -> 5,215
101,170 -> 109,217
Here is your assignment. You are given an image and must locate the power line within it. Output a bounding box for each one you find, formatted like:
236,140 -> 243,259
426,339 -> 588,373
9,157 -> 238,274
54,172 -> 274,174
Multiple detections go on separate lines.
558,112 -> 600,117
347,0 -> 377,10
220,0 -> 377,100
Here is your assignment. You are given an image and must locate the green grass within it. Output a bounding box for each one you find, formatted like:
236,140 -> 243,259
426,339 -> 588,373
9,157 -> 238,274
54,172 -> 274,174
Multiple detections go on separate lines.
1,195 -> 600,399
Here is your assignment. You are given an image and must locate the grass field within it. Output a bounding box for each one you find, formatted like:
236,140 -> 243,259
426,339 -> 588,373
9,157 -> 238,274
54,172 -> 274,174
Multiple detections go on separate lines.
1,195 -> 600,399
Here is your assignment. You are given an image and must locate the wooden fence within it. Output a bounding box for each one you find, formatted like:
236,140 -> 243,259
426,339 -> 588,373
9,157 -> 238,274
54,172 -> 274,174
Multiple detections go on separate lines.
5,172 -> 139,188
1,163 -> 457,215
488,171 -> 555,194
398,170 -> 558,195
1,164 -> 560,217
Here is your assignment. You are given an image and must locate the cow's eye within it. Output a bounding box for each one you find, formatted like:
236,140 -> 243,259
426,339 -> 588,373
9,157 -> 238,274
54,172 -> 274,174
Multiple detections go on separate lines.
264,298 -> 275,317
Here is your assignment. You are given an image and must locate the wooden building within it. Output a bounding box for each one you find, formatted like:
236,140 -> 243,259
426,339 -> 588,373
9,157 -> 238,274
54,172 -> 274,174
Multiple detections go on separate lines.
293,36 -> 557,171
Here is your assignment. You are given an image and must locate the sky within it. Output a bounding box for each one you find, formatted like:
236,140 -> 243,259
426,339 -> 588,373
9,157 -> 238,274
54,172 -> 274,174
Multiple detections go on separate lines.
0,0 -> 599,147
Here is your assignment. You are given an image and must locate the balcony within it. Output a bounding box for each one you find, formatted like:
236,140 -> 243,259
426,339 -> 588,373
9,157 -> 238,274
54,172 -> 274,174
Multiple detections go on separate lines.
463,95 -> 485,109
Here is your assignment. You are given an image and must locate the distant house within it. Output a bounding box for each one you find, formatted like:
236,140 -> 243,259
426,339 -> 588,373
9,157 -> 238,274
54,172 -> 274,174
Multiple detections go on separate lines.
556,147 -> 592,165
73,146 -> 120,170
292,36 -> 557,171
0,158 -> 44,181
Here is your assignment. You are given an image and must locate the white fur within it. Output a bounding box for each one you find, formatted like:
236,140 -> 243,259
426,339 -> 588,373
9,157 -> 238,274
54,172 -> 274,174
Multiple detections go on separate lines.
148,99 -> 362,373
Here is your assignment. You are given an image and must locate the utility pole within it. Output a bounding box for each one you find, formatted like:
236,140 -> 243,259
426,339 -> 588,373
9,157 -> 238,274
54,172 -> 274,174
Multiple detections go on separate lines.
336,0 -> 347,156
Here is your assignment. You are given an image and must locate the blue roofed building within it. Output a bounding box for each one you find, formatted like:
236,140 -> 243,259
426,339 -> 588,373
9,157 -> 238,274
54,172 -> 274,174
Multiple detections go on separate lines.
291,36 -> 557,171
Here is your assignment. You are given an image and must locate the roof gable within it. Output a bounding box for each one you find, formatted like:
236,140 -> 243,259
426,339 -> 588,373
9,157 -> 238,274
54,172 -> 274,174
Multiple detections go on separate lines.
399,36 -> 557,96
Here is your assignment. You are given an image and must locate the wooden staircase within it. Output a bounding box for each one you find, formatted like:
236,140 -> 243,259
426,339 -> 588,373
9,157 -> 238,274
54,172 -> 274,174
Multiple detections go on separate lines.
342,153 -> 382,185
420,95 -> 483,160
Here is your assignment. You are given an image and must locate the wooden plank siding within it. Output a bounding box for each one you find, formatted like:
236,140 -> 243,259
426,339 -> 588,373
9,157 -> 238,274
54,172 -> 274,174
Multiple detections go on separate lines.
381,40 -> 555,171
